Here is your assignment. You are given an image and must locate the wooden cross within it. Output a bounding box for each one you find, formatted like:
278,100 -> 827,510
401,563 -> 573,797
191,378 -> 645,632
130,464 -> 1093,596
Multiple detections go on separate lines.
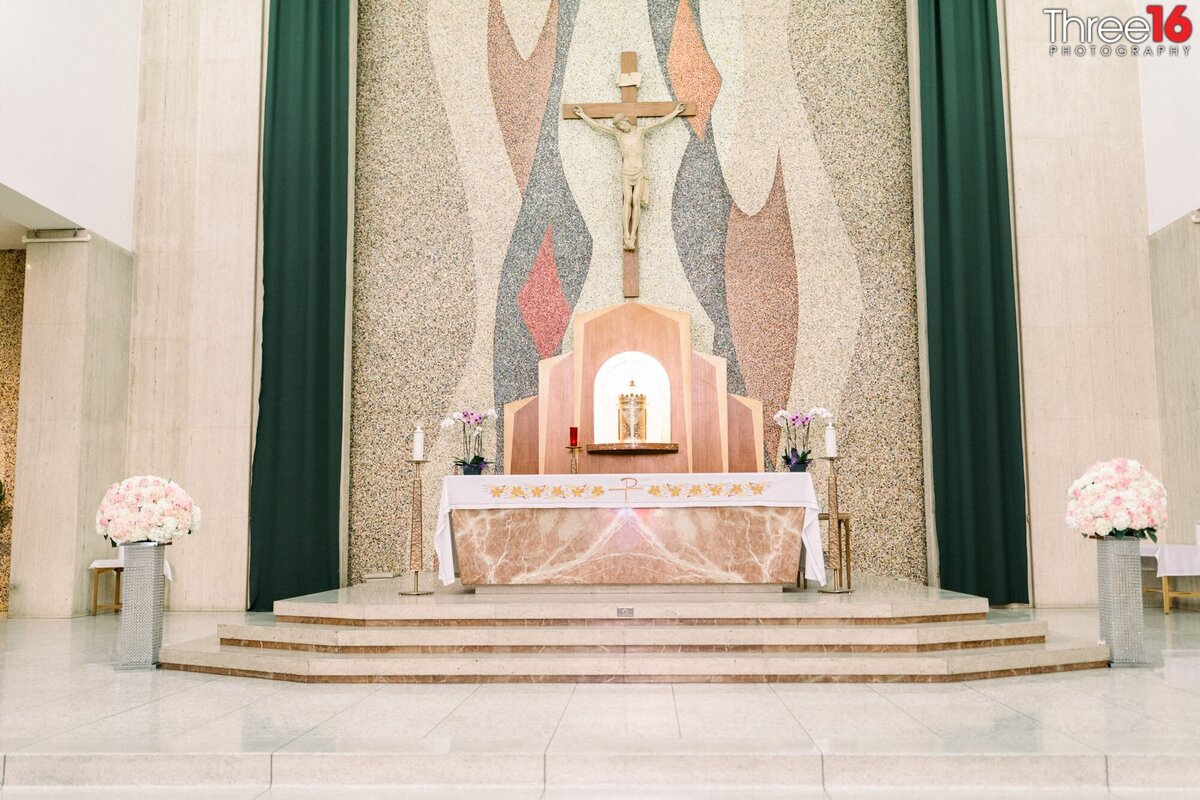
563,51 -> 695,298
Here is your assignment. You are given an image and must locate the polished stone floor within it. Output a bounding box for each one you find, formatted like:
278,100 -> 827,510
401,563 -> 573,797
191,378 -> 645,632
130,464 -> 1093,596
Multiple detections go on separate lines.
1,606 -> 1199,797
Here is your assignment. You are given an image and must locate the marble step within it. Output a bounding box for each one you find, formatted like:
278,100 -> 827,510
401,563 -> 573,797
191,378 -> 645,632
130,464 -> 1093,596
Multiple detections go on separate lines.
273,585 -> 990,626
159,633 -> 1108,682
215,616 -> 1049,654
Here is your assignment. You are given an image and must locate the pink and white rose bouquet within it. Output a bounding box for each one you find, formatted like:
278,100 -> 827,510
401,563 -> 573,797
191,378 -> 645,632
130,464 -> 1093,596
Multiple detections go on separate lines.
95,476 -> 201,544
1065,458 -> 1167,541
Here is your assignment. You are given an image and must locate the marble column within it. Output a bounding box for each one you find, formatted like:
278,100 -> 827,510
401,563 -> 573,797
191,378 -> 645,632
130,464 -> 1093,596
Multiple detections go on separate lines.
126,0 -> 264,610
8,236 -> 133,617
1004,0 -> 1163,607
1148,212 -> 1200,611
1150,215 -> 1200,542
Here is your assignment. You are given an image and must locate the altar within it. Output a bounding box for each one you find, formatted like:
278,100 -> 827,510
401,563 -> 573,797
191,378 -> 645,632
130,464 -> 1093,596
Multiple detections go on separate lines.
430,296 -> 824,590
435,472 -> 824,587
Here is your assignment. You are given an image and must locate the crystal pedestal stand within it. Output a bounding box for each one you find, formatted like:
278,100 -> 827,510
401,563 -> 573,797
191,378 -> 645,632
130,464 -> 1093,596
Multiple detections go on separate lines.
818,456 -> 852,594
116,542 -> 168,669
566,445 -> 582,474
399,458 -> 433,596
1097,536 -> 1145,665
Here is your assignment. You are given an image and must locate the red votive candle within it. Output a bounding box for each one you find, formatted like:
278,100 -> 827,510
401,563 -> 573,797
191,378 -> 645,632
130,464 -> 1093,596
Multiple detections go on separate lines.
569,426 -> 578,447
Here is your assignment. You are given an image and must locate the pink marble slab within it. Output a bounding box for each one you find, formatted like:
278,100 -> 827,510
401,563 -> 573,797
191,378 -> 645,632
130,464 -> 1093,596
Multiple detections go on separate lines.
451,506 -> 805,585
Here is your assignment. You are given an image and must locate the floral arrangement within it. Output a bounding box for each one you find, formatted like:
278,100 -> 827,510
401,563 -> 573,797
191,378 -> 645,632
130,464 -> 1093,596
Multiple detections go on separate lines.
95,476 -> 201,544
773,406 -> 832,471
442,408 -> 497,474
1065,458 -> 1167,541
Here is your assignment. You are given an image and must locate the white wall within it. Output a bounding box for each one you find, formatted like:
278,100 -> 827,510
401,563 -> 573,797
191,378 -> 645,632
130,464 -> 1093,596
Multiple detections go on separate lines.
0,0 -> 141,250
1141,57 -> 1200,234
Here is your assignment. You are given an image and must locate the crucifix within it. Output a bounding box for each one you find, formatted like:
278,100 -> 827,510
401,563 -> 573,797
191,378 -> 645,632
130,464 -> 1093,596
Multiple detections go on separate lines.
563,51 -> 695,298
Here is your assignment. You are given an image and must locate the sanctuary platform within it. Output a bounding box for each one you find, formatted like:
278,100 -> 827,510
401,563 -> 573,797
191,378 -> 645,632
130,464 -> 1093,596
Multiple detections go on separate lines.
159,576 -> 1109,683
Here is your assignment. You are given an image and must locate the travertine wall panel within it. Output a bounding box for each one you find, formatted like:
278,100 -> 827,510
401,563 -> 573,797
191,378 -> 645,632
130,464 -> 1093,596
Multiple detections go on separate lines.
1150,215 -> 1200,543
0,249 -> 24,610
126,0 -> 263,610
1006,0 -> 1163,606
9,237 -> 133,617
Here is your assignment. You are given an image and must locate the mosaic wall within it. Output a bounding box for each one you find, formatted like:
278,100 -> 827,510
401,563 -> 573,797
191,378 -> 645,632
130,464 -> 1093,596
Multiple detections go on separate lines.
350,0 -> 926,585
0,249 -> 24,610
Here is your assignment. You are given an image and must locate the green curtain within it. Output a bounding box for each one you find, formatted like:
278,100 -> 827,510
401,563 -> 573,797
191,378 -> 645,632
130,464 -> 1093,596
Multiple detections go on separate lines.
250,0 -> 350,610
918,1 -> 1028,604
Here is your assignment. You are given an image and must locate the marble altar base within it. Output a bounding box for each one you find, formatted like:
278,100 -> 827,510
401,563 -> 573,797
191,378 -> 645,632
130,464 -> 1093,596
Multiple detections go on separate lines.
451,506 -> 805,586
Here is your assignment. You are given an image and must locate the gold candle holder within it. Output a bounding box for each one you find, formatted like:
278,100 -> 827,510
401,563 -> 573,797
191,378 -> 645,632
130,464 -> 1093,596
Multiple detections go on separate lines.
818,456 -> 852,594
566,445 -> 582,474
399,458 -> 433,596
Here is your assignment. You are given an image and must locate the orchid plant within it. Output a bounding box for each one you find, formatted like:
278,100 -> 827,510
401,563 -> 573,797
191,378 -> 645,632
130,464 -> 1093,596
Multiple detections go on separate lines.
441,408 -> 497,474
772,406 -> 833,472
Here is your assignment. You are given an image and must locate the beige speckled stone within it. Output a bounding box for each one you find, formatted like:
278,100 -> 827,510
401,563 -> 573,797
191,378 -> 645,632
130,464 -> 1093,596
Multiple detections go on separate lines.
351,0 -> 925,585
788,0 -> 925,583
349,0 -> 478,583
0,249 -> 23,609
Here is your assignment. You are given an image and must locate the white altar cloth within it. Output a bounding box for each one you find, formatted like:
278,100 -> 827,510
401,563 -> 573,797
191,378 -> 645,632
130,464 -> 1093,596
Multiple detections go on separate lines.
1141,524 -> 1200,577
435,472 -> 824,587
88,545 -> 174,581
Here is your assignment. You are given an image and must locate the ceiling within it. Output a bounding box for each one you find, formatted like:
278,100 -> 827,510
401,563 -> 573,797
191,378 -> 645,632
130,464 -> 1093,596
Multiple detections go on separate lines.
0,183 -> 80,250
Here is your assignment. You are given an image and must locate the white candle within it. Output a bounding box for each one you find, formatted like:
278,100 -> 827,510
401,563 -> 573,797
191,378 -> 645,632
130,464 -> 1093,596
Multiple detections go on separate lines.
825,424 -> 838,457
412,422 -> 425,461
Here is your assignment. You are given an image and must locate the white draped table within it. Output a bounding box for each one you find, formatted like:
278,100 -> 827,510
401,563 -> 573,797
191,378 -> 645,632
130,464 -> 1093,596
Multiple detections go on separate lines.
1141,525 -> 1200,577
434,472 -> 824,587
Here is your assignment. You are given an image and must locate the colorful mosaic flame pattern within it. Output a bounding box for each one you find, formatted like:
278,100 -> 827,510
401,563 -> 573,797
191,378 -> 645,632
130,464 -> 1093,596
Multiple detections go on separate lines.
517,225 -> 572,359
487,0 -> 558,194
492,0 -> 593,416
666,0 -> 720,140
351,0 -> 926,587
725,157 -> 798,464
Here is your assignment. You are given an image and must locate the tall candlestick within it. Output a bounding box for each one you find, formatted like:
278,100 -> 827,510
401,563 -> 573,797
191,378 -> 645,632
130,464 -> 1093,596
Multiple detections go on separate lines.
399,458 -> 432,596
569,426 -> 579,448
412,422 -> 425,461
825,424 -> 837,458
817,456 -> 851,594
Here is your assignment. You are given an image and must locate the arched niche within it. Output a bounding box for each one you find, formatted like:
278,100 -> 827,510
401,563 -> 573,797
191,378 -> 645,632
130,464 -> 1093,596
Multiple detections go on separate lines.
592,350 -> 671,444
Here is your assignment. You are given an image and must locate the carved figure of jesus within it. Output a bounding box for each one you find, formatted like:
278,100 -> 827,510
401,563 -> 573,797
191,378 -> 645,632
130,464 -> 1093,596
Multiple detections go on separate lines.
573,103 -> 686,250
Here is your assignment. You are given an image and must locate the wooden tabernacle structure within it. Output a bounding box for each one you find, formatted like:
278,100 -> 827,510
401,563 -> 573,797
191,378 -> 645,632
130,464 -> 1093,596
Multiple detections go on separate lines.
503,302 -> 764,475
